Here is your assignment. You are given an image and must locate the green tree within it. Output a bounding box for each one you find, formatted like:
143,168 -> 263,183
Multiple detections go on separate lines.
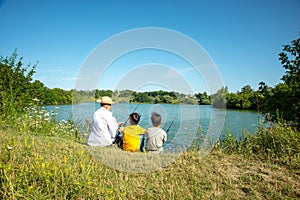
263,36 -> 300,128
279,37 -> 300,86
0,51 -> 36,118
237,85 -> 254,109
279,37 -> 300,127
226,92 -> 238,109
95,89 -> 113,99
195,92 -> 211,105
241,85 -> 253,94
31,80 -> 45,98
251,91 -> 264,111
251,81 -> 272,111
211,87 -> 227,109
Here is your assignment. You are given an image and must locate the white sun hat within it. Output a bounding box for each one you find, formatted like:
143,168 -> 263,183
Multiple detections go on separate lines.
96,96 -> 115,104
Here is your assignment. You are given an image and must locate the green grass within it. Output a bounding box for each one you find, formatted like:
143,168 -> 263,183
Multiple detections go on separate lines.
1,128 -> 299,199
1,106 -> 299,199
219,121 -> 300,170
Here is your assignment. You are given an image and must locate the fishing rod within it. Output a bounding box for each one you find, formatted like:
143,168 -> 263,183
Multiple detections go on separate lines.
113,103 -> 141,144
165,114 -> 177,133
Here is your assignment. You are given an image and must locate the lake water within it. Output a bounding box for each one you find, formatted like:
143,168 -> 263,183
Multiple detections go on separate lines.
44,103 -> 264,148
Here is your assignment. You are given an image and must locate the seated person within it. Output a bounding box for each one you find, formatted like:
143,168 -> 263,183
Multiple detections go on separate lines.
119,112 -> 146,152
87,96 -> 122,147
145,112 -> 167,153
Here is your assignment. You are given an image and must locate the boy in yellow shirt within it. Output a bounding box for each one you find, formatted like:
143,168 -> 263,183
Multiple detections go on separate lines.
119,112 -> 146,152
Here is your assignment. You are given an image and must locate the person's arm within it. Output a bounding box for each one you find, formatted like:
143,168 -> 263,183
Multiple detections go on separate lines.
107,116 -> 119,138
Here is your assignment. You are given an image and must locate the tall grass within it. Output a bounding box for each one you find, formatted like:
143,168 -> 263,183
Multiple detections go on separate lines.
0,102 -> 89,143
219,120 -> 300,169
0,107 -> 299,199
1,128 -> 299,199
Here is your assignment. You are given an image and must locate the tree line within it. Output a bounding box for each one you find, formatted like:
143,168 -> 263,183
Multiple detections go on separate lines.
1,36 -> 299,128
212,36 -> 299,128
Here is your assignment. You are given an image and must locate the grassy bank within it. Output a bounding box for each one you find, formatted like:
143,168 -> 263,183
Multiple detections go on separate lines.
1,106 -> 299,199
1,127 -> 299,199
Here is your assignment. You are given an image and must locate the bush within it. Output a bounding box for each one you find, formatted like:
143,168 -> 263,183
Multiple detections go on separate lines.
0,100 -> 89,144
220,121 -> 300,169
0,50 -> 36,119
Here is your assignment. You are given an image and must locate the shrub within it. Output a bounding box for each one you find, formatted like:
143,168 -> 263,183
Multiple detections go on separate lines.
0,50 -> 36,119
220,120 -> 300,169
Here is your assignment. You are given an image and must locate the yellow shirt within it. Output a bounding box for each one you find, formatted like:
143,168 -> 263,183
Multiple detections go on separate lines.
123,125 -> 146,152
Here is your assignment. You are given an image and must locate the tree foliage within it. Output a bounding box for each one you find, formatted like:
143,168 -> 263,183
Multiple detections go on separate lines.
223,85 -> 257,110
0,50 -> 36,117
262,36 -> 300,128
129,90 -> 196,104
211,87 -> 227,109
195,92 -> 211,105
0,51 -> 73,120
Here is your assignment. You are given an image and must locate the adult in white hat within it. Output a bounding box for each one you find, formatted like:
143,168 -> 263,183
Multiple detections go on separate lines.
87,96 -> 122,146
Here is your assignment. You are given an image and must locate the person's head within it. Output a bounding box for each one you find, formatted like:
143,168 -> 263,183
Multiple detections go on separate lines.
129,112 -> 141,125
97,96 -> 114,110
151,112 -> 162,127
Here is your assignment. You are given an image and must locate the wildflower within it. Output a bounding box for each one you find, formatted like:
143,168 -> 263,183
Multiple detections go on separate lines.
6,145 -> 13,150
28,186 -> 33,192
63,155 -> 67,163
77,150 -> 84,156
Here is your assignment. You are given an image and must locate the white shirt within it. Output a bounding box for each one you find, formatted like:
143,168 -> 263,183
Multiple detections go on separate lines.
87,107 -> 118,147
145,127 -> 167,151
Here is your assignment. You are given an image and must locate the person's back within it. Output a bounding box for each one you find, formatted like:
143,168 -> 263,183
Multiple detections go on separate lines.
87,96 -> 119,147
122,113 -> 146,152
146,112 -> 167,152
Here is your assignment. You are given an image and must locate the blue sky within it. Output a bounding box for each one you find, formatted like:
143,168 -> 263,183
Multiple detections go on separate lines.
1,0 -> 300,94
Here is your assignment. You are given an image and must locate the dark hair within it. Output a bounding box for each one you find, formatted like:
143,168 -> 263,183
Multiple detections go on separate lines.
129,112 -> 141,125
151,112 -> 162,127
